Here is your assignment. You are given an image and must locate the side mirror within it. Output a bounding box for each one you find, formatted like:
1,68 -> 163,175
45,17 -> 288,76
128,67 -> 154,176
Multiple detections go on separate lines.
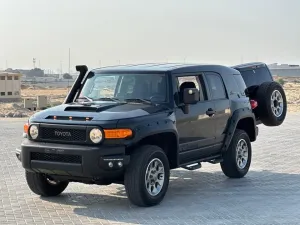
183,88 -> 199,105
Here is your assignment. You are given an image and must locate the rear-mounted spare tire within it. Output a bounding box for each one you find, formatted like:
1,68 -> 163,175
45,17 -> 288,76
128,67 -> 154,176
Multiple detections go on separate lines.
255,81 -> 287,126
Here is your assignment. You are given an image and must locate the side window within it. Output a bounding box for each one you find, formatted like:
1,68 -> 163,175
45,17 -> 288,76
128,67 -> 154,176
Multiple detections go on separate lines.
177,76 -> 199,90
205,73 -> 227,100
175,75 -> 206,104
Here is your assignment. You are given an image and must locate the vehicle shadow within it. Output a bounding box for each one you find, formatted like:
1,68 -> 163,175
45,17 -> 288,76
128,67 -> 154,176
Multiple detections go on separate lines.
40,169 -> 300,224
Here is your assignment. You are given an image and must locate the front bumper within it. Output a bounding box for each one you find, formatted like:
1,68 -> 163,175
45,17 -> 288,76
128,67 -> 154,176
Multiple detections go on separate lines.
16,139 -> 130,180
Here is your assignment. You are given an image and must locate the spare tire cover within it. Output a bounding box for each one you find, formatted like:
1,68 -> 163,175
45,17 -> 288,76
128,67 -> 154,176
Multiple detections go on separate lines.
255,81 -> 287,126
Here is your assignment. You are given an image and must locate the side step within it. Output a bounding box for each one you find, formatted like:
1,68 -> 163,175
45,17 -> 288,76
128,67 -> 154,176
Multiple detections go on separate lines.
208,157 -> 223,164
181,162 -> 202,171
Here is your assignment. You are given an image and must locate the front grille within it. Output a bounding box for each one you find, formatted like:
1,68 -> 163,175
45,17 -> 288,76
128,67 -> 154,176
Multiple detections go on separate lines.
39,126 -> 86,142
31,152 -> 82,164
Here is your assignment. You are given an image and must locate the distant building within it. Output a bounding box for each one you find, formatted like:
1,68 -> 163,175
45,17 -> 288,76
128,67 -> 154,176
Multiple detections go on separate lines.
268,63 -> 300,77
0,72 -> 22,100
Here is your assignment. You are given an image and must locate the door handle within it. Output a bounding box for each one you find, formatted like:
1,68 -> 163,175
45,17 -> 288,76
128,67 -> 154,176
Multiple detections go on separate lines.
206,108 -> 216,117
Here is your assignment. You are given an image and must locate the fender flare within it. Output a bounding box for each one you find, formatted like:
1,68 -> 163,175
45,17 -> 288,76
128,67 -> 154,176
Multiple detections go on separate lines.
221,107 -> 256,152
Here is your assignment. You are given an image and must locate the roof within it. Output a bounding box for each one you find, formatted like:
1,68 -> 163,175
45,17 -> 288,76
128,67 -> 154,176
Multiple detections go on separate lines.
92,63 -> 239,75
0,72 -> 22,76
232,62 -> 266,69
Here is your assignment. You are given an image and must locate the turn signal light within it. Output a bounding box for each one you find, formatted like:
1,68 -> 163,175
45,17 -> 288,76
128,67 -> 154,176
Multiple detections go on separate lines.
104,129 -> 133,139
24,123 -> 29,134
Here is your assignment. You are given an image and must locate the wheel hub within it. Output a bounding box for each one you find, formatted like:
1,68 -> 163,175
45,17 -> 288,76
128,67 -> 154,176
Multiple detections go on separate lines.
145,158 -> 165,196
271,90 -> 284,117
236,139 -> 248,170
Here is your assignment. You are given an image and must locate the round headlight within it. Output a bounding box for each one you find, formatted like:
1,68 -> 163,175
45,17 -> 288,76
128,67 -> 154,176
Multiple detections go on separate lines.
29,125 -> 39,139
89,128 -> 103,143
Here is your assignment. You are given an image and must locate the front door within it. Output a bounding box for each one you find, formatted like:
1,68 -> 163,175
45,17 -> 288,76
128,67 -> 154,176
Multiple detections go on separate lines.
174,74 -> 217,165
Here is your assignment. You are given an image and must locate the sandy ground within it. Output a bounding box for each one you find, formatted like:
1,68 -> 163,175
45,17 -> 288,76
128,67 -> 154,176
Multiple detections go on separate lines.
0,77 -> 299,118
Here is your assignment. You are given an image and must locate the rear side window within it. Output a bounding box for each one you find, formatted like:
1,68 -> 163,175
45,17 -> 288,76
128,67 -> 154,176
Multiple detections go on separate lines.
205,73 -> 227,100
239,66 -> 273,87
233,75 -> 247,94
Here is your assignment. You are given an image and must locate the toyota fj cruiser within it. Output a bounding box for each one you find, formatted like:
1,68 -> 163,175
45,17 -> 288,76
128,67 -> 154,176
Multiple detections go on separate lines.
16,62 -> 287,207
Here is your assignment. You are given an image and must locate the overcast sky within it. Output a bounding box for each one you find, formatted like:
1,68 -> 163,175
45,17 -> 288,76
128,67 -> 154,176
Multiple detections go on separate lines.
0,0 -> 299,72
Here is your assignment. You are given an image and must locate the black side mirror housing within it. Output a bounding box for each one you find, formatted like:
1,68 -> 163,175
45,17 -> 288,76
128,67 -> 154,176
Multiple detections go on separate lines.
181,88 -> 199,114
183,88 -> 199,105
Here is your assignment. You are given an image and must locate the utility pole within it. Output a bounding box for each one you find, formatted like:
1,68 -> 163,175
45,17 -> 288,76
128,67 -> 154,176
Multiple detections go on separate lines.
68,48 -> 70,74
60,61 -> 63,75
33,58 -> 36,68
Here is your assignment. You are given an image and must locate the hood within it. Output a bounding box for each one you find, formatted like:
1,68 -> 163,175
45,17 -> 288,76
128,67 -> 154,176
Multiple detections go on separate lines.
32,102 -> 169,121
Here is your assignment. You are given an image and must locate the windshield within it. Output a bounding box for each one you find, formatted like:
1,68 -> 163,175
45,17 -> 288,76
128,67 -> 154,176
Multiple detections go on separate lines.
78,72 -> 167,103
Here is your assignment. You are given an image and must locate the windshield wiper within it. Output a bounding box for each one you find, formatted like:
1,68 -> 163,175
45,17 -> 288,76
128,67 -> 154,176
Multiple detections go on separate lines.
124,98 -> 153,105
93,97 -> 122,103
76,96 -> 93,102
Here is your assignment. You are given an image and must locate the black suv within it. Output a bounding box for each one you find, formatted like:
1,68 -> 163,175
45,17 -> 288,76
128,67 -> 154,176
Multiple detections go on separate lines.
16,63 -> 287,207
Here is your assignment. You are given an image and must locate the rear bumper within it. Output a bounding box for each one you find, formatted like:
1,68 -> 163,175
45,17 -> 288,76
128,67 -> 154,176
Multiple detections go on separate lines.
17,139 -> 129,181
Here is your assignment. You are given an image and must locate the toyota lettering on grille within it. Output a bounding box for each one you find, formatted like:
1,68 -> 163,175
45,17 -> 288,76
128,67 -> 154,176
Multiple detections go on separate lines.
54,130 -> 72,137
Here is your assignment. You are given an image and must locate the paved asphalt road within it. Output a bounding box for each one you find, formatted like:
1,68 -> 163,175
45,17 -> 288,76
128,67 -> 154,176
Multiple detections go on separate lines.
1,114 -> 300,225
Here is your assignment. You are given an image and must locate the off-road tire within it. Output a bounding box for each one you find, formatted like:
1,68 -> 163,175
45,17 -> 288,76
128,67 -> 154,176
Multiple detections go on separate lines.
256,81 -> 287,126
221,129 -> 252,178
26,171 -> 69,196
124,145 -> 170,207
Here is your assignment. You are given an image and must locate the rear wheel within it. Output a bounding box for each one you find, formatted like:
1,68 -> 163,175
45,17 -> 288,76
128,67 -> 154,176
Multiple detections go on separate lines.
26,171 -> 69,196
255,81 -> 287,126
124,145 -> 170,207
221,129 -> 252,178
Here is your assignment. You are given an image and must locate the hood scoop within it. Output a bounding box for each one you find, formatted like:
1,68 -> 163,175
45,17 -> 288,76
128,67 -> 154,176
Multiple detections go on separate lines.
64,103 -> 125,113
46,115 -> 93,121
65,106 -> 98,112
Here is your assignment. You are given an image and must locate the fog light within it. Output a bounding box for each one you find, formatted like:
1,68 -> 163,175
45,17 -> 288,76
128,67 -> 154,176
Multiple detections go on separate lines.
118,161 -> 123,167
108,162 -> 113,168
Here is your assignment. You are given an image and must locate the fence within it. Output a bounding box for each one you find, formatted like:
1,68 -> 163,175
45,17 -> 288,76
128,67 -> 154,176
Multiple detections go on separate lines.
21,79 -> 74,89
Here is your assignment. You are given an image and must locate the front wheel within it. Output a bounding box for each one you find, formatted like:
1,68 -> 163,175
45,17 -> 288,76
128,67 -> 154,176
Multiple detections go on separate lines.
124,145 -> 170,207
220,129 -> 252,178
26,171 -> 69,196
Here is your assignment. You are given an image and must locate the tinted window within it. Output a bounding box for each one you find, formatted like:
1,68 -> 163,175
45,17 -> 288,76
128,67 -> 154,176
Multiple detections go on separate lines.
239,67 -> 273,87
233,75 -> 247,94
205,73 -> 226,100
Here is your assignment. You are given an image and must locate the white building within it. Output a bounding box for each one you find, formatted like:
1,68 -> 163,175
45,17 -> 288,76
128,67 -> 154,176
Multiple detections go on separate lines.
0,72 -> 22,100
